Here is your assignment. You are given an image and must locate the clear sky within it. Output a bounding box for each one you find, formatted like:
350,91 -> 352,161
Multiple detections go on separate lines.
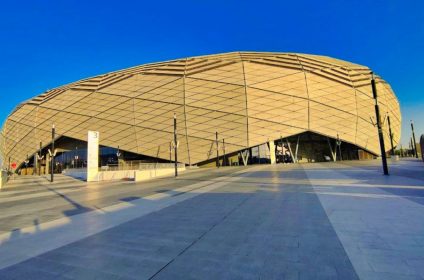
1,0 -> 423,147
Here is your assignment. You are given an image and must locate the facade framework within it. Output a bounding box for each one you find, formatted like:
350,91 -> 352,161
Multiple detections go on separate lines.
1,52 -> 401,168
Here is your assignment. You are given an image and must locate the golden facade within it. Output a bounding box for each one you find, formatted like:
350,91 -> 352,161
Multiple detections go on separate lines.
2,52 -> 401,167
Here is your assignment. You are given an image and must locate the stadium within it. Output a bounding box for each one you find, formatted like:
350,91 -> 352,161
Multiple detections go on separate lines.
1,52 -> 401,173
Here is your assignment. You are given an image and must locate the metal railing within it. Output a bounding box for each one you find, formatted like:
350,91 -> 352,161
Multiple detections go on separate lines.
64,162 -> 184,173
98,162 -> 184,172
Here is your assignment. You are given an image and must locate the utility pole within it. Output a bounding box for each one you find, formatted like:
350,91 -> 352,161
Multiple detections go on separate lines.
174,113 -> 178,177
216,131 -> 220,168
411,120 -> 418,158
387,115 -> 395,156
371,72 -> 388,175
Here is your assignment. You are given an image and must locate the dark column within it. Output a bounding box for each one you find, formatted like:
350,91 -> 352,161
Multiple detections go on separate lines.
411,120 -> 418,158
216,131 -> 220,168
371,72 -> 388,175
39,142 -> 42,175
174,113 -> 178,177
51,125 -> 55,182
222,139 -> 226,166
387,116 -> 395,156
336,133 -> 342,161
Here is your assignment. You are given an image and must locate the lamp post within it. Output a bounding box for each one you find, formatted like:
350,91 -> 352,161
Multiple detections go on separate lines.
387,115 -> 395,156
174,113 -> 178,177
38,142 -> 43,176
51,124 -> 55,182
222,138 -> 226,167
169,142 -> 172,163
116,146 -> 121,170
22,154 -> 29,175
371,72 -> 388,175
411,120 -> 418,158
410,137 -> 414,157
216,131 -> 220,168
336,133 -> 342,161
280,135 -> 284,163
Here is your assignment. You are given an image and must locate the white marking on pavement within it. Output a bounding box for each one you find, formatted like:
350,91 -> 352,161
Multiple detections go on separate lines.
0,169 -> 251,270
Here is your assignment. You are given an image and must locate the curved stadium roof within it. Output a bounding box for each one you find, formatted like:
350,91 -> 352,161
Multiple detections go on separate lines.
2,51 -> 401,167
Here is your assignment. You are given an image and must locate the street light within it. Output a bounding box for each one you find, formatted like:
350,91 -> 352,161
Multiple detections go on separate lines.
24,154 -> 29,175
51,124 -> 55,182
216,131 -> 220,168
174,113 -> 178,177
371,72 -> 389,175
222,138 -> 226,167
336,133 -> 342,161
411,120 -> 418,158
37,142 -> 44,176
116,146 -> 121,169
387,115 -> 395,156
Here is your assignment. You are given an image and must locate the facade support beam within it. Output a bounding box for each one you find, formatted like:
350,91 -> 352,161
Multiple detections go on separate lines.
269,140 -> 276,164
327,137 -> 337,162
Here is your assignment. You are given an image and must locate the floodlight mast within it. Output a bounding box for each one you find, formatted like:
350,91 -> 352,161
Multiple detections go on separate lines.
371,72 -> 389,175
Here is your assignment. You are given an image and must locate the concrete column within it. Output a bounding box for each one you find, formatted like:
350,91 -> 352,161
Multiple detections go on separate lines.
45,154 -> 50,175
0,170 -> 7,189
34,154 -> 37,175
269,140 -> 276,164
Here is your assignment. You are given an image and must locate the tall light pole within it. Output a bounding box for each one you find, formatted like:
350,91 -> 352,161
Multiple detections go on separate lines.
116,146 -> 121,170
410,137 -> 414,157
24,154 -> 29,169
336,133 -> 342,161
38,142 -> 42,175
216,131 -> 220,168
222,138 -> 226,167
174,113 -> 178,177
371,72 -> 388,175
411,120 -> 418,158
387,115 -> 395,156
51,124 -> 55,182
169,142 -> 172,163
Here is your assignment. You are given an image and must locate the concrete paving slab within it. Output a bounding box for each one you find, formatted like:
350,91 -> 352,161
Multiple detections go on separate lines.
0,159 -> 423,279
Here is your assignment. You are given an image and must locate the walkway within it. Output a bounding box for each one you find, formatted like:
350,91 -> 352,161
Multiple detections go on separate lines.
0,159 -> 423,279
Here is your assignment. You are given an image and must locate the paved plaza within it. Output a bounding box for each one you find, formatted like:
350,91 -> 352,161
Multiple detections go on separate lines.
0,159 -> 423,279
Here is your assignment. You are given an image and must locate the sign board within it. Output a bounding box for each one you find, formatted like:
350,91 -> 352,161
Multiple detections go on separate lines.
87,131 -> 99,182
11,162 -> 17,169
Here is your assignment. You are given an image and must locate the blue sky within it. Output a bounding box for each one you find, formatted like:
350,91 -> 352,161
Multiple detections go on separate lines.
1,0 -> 423,146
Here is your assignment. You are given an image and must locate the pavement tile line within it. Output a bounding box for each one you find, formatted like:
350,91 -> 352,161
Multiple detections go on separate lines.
304,162 -> 424,279
0,167 -> 256,271
148,189 -> 253,280
305,191 -> 424,200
